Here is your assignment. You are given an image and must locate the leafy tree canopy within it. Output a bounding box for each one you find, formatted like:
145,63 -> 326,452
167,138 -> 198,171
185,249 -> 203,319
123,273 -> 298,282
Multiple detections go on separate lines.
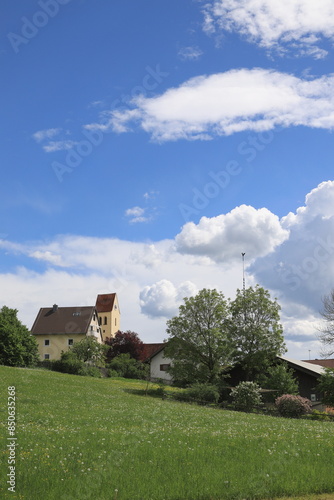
0,306 -> 39,367
105,330 -> 144,361
165,289 -> 233,385
69,336 -> 108,365
229,285 -> 286,380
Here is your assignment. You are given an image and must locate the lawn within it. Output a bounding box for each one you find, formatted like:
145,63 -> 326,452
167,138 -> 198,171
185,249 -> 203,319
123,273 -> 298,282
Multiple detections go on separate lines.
0,365 -> 334,500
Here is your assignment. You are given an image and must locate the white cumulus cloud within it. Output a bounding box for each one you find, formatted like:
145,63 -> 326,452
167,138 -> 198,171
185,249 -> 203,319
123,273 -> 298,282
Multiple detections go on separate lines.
204,0 -> 334,57
100,69 -> 334,141
250,180 -> 334,316
175,205 -> 289,263
139,279 -> 198,318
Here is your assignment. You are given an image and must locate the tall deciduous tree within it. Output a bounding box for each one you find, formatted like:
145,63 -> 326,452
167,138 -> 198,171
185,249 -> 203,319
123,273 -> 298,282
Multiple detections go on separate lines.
318,289 -> 334,357
164,289 -> 233,385
0,306 -> 39,367
229,285 -> 286,380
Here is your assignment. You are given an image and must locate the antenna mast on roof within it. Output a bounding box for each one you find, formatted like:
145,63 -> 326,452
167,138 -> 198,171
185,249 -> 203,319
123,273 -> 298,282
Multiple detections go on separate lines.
241,253 -> 246,293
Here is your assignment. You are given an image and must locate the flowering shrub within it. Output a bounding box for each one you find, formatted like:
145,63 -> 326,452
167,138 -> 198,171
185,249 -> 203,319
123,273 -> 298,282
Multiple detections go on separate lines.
230,381 -> 262,412
275,394 -> 312,418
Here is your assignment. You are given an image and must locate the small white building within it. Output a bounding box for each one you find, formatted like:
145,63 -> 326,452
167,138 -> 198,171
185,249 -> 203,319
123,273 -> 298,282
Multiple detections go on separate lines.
149,345 -> 173,383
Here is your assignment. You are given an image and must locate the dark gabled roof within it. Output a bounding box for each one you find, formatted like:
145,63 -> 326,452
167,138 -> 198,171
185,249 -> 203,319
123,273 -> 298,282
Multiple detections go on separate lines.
139,343 -> 166,362
31,306 -> 96,335
95,293 -> 117,313
303,359 -> 334,369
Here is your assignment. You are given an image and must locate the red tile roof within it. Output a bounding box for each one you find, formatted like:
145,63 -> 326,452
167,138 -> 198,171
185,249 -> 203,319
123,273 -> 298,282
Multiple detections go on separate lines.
303,359 -> 334,369
95,293 -> 116,313
139,343 -> 166,362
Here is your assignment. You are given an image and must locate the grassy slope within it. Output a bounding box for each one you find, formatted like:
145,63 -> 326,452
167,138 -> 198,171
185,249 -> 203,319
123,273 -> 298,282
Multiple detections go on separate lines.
0,365 -> 334,500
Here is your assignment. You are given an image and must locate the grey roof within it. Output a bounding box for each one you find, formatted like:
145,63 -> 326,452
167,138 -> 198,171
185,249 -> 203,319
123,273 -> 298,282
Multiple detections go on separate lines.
279,355 -> 326,376
31,306 -> 96,335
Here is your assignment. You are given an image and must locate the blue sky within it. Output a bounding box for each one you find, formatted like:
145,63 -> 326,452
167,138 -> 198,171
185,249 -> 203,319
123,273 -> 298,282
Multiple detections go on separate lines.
2,0 -> 334,359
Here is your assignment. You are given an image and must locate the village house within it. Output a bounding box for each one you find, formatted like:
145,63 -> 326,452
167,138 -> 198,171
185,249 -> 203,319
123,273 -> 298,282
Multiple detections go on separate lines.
148,345 -> 328,406
31,293 -> 120,360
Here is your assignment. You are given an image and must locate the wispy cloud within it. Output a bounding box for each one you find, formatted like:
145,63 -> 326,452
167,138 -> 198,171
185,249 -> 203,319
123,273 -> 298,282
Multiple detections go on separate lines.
101,68 -> 334,141
143,190 -> 159,200
32,128 -> 77,153
203,0 -> 334,57
125,206 -> 151,224
178,46 -> 203,61
42,140 -> 78,153
32,128 -> 62,143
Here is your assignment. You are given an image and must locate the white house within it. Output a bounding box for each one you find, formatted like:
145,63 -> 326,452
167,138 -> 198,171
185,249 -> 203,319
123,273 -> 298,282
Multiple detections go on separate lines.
149,344 -> 173,383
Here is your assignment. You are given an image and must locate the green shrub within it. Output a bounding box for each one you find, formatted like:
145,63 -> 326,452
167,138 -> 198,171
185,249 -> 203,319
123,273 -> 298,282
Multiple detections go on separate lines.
275,394 -> 312,418
108,353 -> 148,379
107,369 -> 121,378
230,381 -> 262,412
78,365 -> 102,378
302,410 -> 331,421
257,362 -> 299,402
173,383 -> 220,405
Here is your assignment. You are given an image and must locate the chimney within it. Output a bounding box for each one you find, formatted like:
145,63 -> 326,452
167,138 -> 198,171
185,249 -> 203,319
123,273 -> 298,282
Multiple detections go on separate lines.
52,304 -> 58,312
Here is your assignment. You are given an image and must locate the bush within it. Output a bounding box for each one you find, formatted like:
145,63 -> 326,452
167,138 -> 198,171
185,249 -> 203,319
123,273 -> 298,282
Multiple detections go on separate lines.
303,410 -> 331,421
173,383 -> 220,405
78,365 -> 102,378
230,381 -> 262,412
275,394 -> 312,418
107,369 -> 121,378
257,362 -> 299,403
108,353 -> 148,379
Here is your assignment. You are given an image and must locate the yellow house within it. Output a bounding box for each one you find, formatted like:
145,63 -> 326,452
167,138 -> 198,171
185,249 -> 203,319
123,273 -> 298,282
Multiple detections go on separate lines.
31,304 -> 103,361
95,293 -> 120,342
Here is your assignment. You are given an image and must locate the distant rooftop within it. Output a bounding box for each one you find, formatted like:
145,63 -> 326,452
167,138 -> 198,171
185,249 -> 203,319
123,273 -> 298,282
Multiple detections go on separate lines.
279,355 -> 326,376
31,306 -> 96,335
303,359 -> 334,369
95,293 -> 117,313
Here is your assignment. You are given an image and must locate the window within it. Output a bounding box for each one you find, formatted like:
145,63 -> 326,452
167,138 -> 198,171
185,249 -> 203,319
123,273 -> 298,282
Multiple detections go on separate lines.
99,317 -> 102,325
160,364 -> 170,372
44,354 -> 50,360
68,339 -> 74,346
44,339 -> 50,346
104,316 -> 107,325
115,318 -> 117,326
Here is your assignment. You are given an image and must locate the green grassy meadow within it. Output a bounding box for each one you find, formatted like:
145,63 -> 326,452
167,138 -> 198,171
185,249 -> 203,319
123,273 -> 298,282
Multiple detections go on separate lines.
1,365 -> 334,500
